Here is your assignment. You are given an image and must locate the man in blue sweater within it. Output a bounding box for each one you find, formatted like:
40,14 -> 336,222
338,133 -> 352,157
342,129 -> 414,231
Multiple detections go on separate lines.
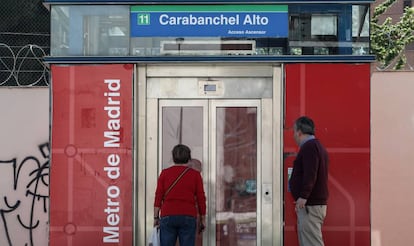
289,116 -> 329,246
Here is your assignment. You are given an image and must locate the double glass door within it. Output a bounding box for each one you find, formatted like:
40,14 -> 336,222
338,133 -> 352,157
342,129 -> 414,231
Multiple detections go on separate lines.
140,64 -> 282,245
159,99 -> 263,246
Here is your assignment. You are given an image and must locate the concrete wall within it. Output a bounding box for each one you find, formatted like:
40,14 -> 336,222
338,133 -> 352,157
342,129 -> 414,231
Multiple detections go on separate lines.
371,71 -> 414,246
0,88 -> 49,246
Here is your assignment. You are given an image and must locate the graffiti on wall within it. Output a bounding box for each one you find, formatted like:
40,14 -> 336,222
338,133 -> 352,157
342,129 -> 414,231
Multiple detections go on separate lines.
0,43 -> 49,87
0,143 -> 49,246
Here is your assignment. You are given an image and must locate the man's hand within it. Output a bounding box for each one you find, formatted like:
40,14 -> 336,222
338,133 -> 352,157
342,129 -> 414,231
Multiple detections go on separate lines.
295,197 -> 307,211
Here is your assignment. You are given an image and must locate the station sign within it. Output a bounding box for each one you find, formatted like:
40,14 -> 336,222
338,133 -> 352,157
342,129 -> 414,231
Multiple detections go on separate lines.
130,5 -> 288,37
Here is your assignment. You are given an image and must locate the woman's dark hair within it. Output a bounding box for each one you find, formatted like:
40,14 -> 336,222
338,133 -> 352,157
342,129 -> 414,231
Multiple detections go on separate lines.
172,144 -> 191,164
294,116 -> 315,135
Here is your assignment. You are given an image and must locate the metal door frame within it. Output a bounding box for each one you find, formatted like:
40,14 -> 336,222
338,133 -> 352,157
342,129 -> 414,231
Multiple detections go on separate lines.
158,99 -> 262,245
135,64 -> 283,246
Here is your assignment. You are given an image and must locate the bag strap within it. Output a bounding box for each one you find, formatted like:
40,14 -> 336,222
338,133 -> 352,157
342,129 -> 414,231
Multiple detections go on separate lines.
162,167 -> 191,201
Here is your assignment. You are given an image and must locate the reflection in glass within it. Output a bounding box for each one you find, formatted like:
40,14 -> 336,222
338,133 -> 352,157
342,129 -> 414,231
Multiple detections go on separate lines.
216,107 -> 257,246
288,4 -> 370,55
161,106 -> 203,169
51,5 -> 129,56
129,4 -> 369,56
51,4 -> 370,57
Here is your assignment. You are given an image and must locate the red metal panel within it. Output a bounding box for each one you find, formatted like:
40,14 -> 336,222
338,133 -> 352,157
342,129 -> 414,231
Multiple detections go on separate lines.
50,64 -> 134,246
284,63 -> 370,246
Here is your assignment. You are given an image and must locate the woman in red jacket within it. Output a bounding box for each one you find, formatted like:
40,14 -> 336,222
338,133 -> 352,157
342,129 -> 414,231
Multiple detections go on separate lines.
153,144 -> 206,246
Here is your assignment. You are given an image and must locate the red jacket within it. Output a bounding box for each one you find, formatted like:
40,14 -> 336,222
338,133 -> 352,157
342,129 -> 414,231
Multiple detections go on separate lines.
154,165 -> 206,217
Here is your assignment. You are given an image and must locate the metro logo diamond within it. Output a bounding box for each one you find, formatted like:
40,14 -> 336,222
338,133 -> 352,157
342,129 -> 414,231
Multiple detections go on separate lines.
137,13 -> 150,25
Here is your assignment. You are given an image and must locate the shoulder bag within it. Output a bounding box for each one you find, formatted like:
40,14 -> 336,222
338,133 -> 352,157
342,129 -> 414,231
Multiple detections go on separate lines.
162,167 -> 191,201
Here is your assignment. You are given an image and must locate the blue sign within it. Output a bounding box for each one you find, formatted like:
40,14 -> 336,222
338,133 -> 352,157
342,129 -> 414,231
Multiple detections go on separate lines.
130,5 -> 288,38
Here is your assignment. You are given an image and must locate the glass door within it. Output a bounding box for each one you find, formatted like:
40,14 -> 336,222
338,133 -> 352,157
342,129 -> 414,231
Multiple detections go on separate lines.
211,100 -> 260,246
159,100 -> 207,246
159,100 -> 262,246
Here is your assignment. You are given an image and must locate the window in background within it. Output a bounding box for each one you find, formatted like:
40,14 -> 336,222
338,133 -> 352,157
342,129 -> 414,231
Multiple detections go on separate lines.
403,0 -> 412,10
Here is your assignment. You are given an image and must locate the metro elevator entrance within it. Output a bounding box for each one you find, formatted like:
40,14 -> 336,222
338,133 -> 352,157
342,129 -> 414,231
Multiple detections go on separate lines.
136,64 -> 283,245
